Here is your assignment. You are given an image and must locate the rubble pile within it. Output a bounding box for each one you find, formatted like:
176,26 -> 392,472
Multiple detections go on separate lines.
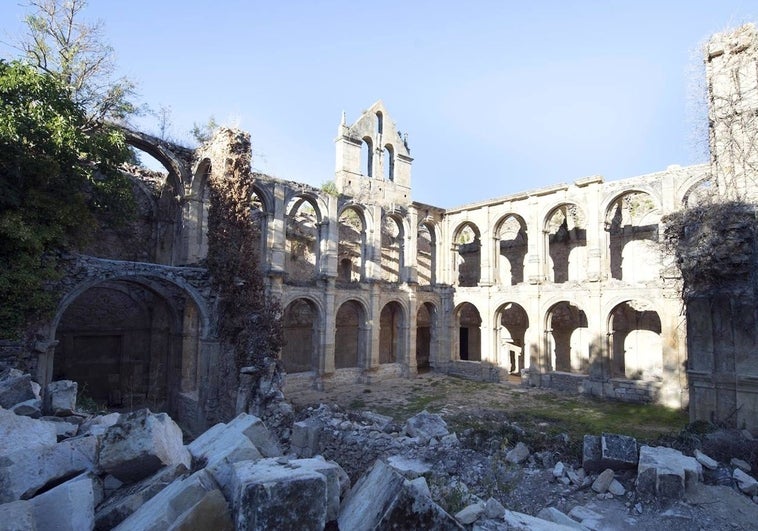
1,367 -> 758,530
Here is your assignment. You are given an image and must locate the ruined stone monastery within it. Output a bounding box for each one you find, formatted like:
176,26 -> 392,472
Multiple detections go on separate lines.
3,24 -> 758,434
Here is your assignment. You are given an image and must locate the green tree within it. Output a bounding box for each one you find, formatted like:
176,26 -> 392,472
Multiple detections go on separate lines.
0,60 -> 132,337
15,0 -> 136,125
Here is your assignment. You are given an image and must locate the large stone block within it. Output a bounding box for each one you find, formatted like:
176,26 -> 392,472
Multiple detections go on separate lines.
113,469 -> 231,531
44,380 -> 77,416
286,457 -> 350,522
191,429 -> 262,501
232,458 -> 327,531
0,500 -> 35,531
99,409 -> 191,483
0,369 -> 37,409
636,445 -> 702,500
404,410 -> 449,443
583,433 -> 638,472
339,459 -> 461,531
227,413 -> 281,457
291,418 -> 322,458
31,473 -> 95,531
0,408 -> 57,457
0,434 -> 97,503
94,463 -> 188,530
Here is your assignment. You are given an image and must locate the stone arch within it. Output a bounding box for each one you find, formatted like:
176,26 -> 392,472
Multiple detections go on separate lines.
455,302 -> 482,361
184,158 -> 211,264
680,175 -> 717,208
416,301 -> 438,372
546,301 -> 589,373
417,220 -> 437,285
453,222 -> 482,287
381,214 -> 405,283
338,205 -> 367,282
281,298 -> 321,374
608,300 -> 662,380
383,144 -> 395,181
379,301 -> 405,364
604,190 -> 661,281
494,214 -> 528,286
335,299 -> 368,369
250,185 -> 269,267
361,136 -> 373,177
544,203 -> 587,283
50,272 -> 208,423
285,194 -> 323,282
495,302 -> 529,373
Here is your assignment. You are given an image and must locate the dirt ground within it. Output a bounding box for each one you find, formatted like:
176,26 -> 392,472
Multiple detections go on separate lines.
283,372 -> 758,530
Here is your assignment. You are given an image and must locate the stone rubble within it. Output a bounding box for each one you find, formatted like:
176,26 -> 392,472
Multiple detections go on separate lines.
0,371 -> 758,529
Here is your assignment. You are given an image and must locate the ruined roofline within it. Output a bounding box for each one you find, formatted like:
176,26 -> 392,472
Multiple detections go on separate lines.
442,163 -> 710,214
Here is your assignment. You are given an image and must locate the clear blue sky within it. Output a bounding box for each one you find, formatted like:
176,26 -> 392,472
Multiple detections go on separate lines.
1,1 -> 756,207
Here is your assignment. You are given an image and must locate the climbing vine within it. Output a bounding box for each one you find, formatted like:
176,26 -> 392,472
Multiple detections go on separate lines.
205,131 -> 283,372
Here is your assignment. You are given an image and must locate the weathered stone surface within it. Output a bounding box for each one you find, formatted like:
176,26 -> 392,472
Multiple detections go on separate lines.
339,459 -> 461,530
287,457 -> 350,522
291,418 -> 322,458
484,497 -> 506,519
0,370 -> 36,410
694,449 -> 718,470
591,468 -> 615,493
734,468 -> 758,496
0,435 -> 97,503
506,442 -> 530,464
456,502 -> 484,524
0,500 -> 35,531
404,410 -> 450,442
608,479 -> 626,496
79,413 -> 120,437
169,488 -> 233,531
582,435 -> 602,472
600,433 -> 638,469
31,473 -> 95,531
0,408 -> 57,457
232,458 -> 327,531
731,457 -> 751,472
44,380 -> 77,416
227,413 -> 281,457
94,463 -> 188,530
536,507 -> 587,529
386,455 -> 432,478
568,505 -> 603,526
43,417 -> 79,439
10,399 -> 41,419
99,409 -> 191,483
553,461 -> 566,479
361,411 -> 393,431
113,469 -> 226,531
637,445 -> 702,499
504,509 -> 580,530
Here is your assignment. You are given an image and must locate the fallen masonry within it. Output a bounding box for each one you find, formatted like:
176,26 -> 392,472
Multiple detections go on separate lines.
1,372 -> 758,530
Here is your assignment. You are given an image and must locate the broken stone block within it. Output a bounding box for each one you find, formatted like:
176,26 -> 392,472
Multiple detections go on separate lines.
226,413 -> 281,457
0,370 -> 36,410
386,455 -> 432,479
591,468 -> 615,493
44,380 -> 77,416
232,458 -> 327,531
31,473 -> 95,531
361,411 -> 393,431
553,461 -> 566,479
99,409 -> 191,483
608,479 -> 626,496
113,469 -> 230,531
0,500 -> 35,531
94,463 -> 188,530
10,398 -> 41,418
536,506 -> 586,529
694,449 -> 718,470
286,457 -> 350,522
407,477 -> 431,498
455,502 -> 484,524
731,457 -> 751,472
568,505 -> 603,528
506,442 -> 530,464
505,509 -> 580,530
291,418 -> 322,458
0,408 -> 57,457
734,468 -> 758,496
42,416 -> 79,439
79,412 -> 120,437
484,497 -> 506,519
583,433 -> 638,472
636,445 -> 702,500
404,410 -> 449,443
339,460 -> 461,531
0,434 -> 97,502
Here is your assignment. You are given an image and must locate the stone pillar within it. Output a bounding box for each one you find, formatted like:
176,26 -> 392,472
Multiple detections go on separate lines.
322,279 -> 337,376
406,290 -> 418,376
527,198 -> 543,284
405,207 -> 419,284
